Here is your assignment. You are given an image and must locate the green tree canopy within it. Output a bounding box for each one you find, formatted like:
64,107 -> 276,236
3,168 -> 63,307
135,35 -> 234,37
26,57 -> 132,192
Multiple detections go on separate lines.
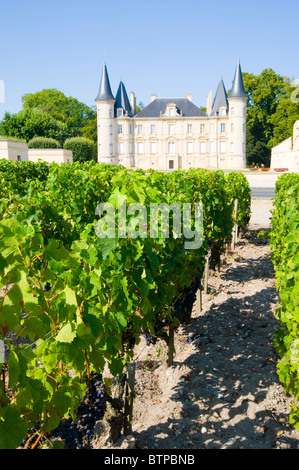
64,136 -> 96,162
22,89 -> 97,141
0,109 -> 69,144
243,69 -> 299,166
28,137 -> 60,149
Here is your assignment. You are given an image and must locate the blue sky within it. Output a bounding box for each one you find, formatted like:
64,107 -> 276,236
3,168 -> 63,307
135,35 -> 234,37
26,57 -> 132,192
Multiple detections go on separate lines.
0,0 -> 298,120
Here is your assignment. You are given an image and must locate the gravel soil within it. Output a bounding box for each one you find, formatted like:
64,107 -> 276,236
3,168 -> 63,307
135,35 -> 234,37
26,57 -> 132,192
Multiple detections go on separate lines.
92,199 -> 299,450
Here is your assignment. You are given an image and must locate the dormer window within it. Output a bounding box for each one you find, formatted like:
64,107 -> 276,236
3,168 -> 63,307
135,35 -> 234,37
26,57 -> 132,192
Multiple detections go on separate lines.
220,108 -> 226,116
117,108 -> 123,117
165,103 -> 177,117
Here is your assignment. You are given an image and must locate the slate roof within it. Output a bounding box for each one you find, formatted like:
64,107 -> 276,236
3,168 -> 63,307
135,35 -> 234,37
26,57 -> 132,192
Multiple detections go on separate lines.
115,81 -> 132,117
210,79 -> 228,116
229,61 -> 247,99
135,98 -> 207,118
95,63 -> 114,101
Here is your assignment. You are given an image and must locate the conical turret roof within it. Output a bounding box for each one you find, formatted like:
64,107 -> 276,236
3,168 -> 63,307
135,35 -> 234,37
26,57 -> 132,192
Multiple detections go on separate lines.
210,79 -> 228,116
115,81 -> 132,117
229,60 -> 247,99
95,63 -> 114,101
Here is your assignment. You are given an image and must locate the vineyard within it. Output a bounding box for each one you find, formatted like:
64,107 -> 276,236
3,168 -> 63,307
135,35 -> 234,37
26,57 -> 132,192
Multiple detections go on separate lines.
0,160 -> 298,449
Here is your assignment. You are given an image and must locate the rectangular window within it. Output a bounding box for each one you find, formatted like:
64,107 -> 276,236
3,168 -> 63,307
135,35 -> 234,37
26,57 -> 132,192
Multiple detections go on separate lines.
117,109 -> 123,117
168,142 -> 175,154
230,142 -> 234,154
129,142 -> 133,154
200,124 -> 205,134
150,142 -> 157,154
210,141 -> 215,153
199,142 -> 206,154
109,144 -> 113,155
168,124 -> 174,135
220,123 -> 226,133
169,160 -> 174,169
130,125 -> 132,134
109,125 -> 113,135
220,141 -> 226,153
137,125 -> 143,135
187,124 -> 192,134
150,124 -> 156,134
137,142 -> 144,154
118,125 -> 123,135
187,142 -> 193,154
118,142 -> 124,154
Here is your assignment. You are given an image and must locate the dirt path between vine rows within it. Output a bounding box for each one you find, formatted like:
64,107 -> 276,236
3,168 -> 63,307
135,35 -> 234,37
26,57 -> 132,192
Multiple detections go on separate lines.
93,199 -> 299,450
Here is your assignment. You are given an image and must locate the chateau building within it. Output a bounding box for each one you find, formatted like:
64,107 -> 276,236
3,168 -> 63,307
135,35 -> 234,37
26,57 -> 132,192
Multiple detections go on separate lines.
96,61 -> 248,170
270,120 -> 299,172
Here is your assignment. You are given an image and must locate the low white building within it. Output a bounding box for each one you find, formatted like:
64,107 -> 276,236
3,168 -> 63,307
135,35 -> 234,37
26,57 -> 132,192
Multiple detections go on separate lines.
0,139 -> 73,164
271,120 -> 299,172
96,61 -> 248,170
28,148 -> 73,164
0,140 -> 28,161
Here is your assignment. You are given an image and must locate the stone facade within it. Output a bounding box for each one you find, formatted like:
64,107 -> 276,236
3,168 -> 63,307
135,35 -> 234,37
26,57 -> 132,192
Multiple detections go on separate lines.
0,140 -> 28,161
28,148 -> 73,164
270,120 -> 299,172
0,140 -> 73,164
96,61 -> 248,170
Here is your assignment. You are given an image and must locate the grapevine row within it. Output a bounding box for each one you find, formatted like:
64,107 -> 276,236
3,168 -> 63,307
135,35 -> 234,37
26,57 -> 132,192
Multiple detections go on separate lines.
269,172 -> 299,430
0,160 -> 251,448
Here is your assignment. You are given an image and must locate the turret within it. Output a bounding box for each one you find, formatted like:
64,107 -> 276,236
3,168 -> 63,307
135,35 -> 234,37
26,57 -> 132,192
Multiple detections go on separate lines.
95,63 -> 116,164
228,60 -> 248,168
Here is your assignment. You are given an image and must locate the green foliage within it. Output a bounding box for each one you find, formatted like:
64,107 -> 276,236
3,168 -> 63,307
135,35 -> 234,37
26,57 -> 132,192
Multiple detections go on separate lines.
225,171 -> 251,228
64,137 -> 96,162
28,137 -> 60,149
243,70 -> 299,167
0,89 -> 97,146
22,89 -> 97,142
0,109 -> 69,145
0,162 -> 251,448
269,172 -> 299,429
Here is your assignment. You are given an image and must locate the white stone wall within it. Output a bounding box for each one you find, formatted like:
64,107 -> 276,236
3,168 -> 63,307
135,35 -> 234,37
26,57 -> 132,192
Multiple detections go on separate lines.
270,121 -> 299,172
28,149 -> 73,164
0,140 -> 28,161
96,99 -> 117,164
227,96 -> 247,169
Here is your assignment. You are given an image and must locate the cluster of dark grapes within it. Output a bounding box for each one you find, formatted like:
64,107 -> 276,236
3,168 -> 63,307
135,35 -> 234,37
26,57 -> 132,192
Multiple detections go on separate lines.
20,422 -> 47,448
122,321 -> 137,350
52,371 -> 107,449
142,277 -> 202,346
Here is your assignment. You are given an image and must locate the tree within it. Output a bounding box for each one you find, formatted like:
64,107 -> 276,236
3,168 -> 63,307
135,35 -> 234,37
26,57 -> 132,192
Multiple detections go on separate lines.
22,89 -> 97,141
0,109 -> 69,144
28,137 -> 60,149
64,137 -> 96,162
243,70 -> 299,166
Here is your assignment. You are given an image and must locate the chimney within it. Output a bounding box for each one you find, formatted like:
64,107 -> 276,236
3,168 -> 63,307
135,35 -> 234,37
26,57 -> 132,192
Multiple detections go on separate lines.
186,93 -> 192,102
130,91 -> 136,115
207,90 -> 212,115
151,94 -> 157,102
